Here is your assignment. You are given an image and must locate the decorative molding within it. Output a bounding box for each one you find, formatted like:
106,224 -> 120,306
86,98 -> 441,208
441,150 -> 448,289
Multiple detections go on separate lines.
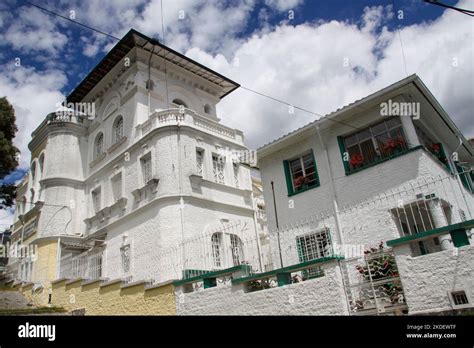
107,136 -> 127,154
89,152 -> 106,168
40,177 -> 85,189
131,178 -> 159,202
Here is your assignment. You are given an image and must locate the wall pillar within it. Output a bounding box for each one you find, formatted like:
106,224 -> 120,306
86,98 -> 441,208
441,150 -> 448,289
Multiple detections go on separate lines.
428,199 -> 452,250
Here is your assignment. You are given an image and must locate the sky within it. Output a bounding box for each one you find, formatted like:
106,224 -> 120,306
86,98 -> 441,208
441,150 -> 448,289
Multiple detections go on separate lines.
0,0 -> 473,228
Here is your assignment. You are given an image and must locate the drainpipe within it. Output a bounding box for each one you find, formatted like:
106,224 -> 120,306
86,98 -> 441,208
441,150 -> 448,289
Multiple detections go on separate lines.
316,125 -> 352,315
271,181 -> 283,268
315,126 -> 344,246
451,137 -> 473,219
251,188 -> 264,272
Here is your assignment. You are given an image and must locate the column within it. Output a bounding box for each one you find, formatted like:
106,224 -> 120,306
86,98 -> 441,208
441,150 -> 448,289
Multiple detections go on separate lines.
428,199 -> 452,250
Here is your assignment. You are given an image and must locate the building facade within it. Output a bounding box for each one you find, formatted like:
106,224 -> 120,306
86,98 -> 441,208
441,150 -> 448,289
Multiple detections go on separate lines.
8,30 -> 266,288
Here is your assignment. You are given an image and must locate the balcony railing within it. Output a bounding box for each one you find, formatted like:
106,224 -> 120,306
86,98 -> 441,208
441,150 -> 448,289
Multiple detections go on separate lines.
135,109 -> 244,144
60,249 -> 103,280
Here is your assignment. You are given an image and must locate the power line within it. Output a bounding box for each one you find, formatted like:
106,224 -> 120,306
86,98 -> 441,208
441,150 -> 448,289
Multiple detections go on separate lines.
423,0 -> 474,17
23,1 -> 422,149
391,0 -> 409,77
23,0 -> 121,40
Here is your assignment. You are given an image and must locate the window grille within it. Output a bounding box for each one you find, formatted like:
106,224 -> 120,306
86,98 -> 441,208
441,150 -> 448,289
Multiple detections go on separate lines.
289,153 -> 318,192
196,149 -> 204,176
141,153 -> 152,184
212,154 -> 225,184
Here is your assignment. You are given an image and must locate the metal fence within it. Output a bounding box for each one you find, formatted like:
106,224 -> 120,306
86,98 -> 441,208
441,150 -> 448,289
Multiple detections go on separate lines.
59,249 -> 103,280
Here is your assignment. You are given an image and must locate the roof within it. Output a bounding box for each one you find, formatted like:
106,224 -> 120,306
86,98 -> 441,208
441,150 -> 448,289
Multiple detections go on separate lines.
66,29 -> 240,103
257,74 -> 473,157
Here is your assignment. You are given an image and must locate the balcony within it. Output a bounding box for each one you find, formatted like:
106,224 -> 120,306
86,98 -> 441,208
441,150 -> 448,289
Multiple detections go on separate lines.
135,108 -> 244,145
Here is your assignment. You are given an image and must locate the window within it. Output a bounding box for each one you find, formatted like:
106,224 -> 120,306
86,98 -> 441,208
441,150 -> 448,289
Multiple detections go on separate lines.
230,234 -> 243,266
391,200 -> 436,236
340,117 -> 407,172
94,133 -> 104,159
212,154 -> 225,184
113,116 -> 124,143
111,173 -> 122,203
141,153 -> 152,185
296,229 -> 331,263
172,99 -> 187,108
233,163 -> 239,188
196,149 -> 204,176
120,244 -> 131,273
451,291 -> 469,306
283,151 -> 319,195
30,162 -> 36,183
211,233 -> 222,268
91,188 -> 101,213
204,104 -> 211,114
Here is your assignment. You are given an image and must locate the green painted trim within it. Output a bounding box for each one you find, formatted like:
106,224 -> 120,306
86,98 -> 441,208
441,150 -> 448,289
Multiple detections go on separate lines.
387,219 -> 474,247
277,273 -> 291,287
337,136 -> 350,174
451,229 -> 470,247
173,264 -> 251,286
285,149 -> 321,197
283,160 -> 293,195
346,145 -> 423,176
203,278 -> 217,289
232,255 -> 343,285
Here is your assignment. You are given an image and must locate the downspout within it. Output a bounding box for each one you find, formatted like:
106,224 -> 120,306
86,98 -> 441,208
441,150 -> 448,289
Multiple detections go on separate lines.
147,45 -> 156,117
315,126 -> 343,246
271,181 -> 283,268
451,137 -> 473,219
316,125 -> 352,315
250,184 -> 264,272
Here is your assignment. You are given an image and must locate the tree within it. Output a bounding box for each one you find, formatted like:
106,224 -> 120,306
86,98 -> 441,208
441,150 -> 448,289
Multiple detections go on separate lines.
0,97 -> 20,210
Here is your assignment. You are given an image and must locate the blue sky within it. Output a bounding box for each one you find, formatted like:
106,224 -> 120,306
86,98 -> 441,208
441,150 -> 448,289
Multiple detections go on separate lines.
0,0 -> 473,227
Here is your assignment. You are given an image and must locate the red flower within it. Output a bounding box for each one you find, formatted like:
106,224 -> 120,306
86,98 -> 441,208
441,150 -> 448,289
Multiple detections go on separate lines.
294,176 -> 305,187
350,154 -> 364,167
432,143 -> 440,153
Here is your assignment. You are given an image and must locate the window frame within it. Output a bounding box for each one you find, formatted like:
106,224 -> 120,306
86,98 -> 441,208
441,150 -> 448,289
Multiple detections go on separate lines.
283,150 -> 320,196
140,152 -> 153,186
196,148 -> 204,176
94,132 -> 104,159
212,153 -> 225,184
337,117 -> 411,175
113,116 -> 124,144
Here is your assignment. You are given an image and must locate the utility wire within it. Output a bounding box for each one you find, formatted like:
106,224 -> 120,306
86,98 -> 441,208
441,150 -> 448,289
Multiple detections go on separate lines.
391,0 -> 409,77
23,1 -> 427,150
423,0 -> 474,17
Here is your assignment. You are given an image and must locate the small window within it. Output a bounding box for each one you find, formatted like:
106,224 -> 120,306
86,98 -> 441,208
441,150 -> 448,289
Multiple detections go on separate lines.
284,151 -> 319,195
91,188 -> 101,213
30,162 -> 36,183
196,149 -> 204,176
113,116 -> 124,144
296,229 -> 331,263
204,104 -> 211,114
211,233 -> 222,268
141,153 -> 152,185
39,154 -> 45,175
120,244 -> 131,273
212,154 -> 225,184
94,133 -> 104,159
230,234 -> 243,266
111,173 -> 122,203
172,99 -> 187,108
451,291 -> 468,306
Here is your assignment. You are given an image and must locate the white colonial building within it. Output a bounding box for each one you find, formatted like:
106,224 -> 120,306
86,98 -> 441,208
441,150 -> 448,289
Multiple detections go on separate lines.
8,29 -> 268,286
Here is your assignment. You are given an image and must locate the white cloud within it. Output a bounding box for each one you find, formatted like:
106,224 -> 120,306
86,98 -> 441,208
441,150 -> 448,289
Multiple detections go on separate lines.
264,0 -> 304,12
0,65 -> 66,169
0,6 -> 68,55
184,2 -> 473,149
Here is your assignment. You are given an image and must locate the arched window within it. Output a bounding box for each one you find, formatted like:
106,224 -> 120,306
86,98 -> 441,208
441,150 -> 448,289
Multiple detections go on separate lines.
211,233 -> 222,268
94,133 -> 104,159
30,162 -> 36,183
172,99 -> 187,108
229,234 -> 243,266
113,116 -> 124,143
204,104 -> 211,114
29,189 -> 35,208
38,154 -> 45,175
19,196 -> 26,215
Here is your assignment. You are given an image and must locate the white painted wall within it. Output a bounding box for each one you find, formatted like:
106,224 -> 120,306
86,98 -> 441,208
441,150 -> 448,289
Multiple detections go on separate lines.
175,261 -> 348,315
